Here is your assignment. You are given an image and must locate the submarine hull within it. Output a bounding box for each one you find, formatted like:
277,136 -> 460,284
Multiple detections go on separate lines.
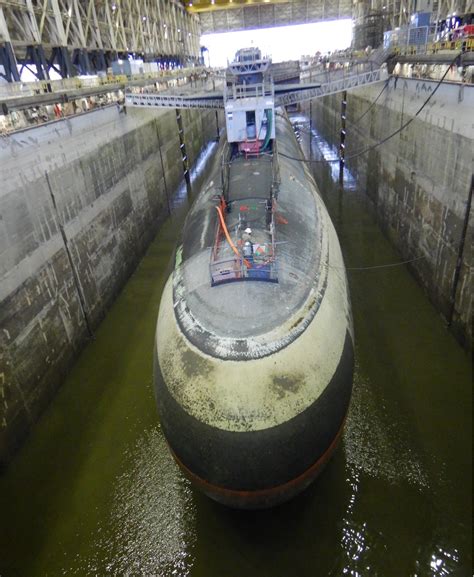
154,113 -> 354,509
154,316 -> 352,509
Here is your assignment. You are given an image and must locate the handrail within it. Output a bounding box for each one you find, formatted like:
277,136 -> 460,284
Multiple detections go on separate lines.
394,37 -> 474,55
210,179 -> 279,286
125,93 -> 224,109
0,66 -> 208,101
275,69 -> 386,107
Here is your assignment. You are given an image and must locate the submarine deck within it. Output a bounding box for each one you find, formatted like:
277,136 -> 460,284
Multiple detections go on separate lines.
210,155 -> 275,278
178,116 -> 328,340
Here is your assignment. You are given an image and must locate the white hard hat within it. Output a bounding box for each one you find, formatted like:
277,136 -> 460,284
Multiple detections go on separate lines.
244,228 -> 252,234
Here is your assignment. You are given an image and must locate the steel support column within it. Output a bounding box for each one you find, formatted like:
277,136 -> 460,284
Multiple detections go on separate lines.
50,46 -> 76,78
0,0 -> 201,82
24,44 -> 50,80
72,48 -> 92,76
0,41 -> 20,81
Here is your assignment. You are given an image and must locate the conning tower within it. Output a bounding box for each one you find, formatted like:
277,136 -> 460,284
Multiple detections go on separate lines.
224,47 -> 275,155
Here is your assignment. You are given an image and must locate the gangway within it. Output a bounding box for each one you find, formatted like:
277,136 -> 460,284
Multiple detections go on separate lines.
275,69 -> 387,107
125,67 -> 388,110
125,91 -> 225,109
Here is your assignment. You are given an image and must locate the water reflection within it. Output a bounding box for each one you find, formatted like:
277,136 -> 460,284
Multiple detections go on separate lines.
189,449 -> 349,577
86,428 -> 195,577
339,466 -> 370,574
289,115 -> 357,190
171,140 -> 218,211
428,546 -> 461,576
344,362 -> 429,488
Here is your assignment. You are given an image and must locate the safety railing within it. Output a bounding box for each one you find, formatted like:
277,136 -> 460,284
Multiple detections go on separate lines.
276,68 -> 386,107
390,37 -> 474,56
125,92 -> 224,109
210,257 -> 244,285
210,190 -> 278,287
0,66 -> 207,101
224,80 -> 274,102
210,256 -> 278,286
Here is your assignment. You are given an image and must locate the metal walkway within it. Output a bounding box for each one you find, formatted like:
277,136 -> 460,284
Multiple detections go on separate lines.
275,69 -> 387,107
125,68 -> 388,110
125,91 -> 225,109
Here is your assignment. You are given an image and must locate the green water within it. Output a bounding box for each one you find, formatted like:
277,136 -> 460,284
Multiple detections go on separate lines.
0,132 -> 471,576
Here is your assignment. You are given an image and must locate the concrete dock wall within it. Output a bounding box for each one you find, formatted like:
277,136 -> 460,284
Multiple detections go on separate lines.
0,105 -> 217,466
309,77 -> 473,349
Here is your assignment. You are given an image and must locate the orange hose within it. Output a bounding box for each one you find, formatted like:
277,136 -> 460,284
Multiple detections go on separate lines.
215,206 -> 251,268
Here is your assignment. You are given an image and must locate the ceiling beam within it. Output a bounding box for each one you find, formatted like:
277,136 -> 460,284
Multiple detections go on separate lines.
196,0 -> 353,34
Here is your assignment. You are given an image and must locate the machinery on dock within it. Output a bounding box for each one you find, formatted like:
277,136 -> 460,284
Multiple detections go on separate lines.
154,48 -> 354,509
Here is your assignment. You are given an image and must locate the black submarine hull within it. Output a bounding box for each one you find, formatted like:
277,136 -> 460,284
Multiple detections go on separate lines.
154,330 -> 352,508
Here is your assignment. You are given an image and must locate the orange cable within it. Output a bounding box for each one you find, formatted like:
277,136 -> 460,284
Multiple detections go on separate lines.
215,206 -> 251,268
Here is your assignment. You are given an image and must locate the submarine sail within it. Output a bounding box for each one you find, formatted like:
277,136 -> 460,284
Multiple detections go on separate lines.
154,48 -> 354,509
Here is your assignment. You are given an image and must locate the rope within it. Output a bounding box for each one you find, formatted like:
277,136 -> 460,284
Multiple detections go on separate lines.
352,77 -> 390,125
215,205 -> 251,268
343,53 -> 458,162
331,255 -> 425,271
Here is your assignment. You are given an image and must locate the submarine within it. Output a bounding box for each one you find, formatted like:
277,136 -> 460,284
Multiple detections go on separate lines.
154,48 -> 354,509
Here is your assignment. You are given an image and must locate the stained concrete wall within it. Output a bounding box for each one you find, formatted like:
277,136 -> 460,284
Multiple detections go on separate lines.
0,105 -> 218,466
308,77 -> 473,348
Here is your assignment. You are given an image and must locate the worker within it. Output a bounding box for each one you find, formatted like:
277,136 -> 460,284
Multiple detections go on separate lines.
243,240 -> 253,259
242,227 -> 252,243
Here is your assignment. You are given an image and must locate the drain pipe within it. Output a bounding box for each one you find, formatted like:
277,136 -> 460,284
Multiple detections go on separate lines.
448,173 -> 473,327
45,171 -> 94,338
